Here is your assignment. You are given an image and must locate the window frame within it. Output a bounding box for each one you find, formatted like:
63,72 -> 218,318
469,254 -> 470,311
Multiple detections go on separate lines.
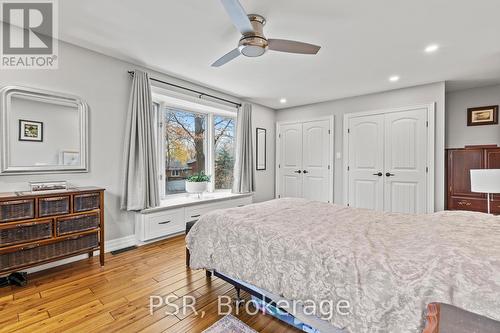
155,99 -> 237,199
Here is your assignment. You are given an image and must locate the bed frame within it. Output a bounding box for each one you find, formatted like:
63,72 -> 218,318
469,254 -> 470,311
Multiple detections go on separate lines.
207,269 -> 342,333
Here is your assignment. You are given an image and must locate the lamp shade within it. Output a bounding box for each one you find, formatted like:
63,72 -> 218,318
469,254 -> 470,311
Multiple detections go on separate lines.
470,169 -> 500,193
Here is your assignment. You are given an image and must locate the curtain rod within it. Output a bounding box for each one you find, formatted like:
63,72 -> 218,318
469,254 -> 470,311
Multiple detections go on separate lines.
127,71 -> 242,108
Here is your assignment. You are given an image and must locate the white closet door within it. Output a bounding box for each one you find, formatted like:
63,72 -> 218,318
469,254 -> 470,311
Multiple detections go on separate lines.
348,115 -> 384,211
279,123 -> 303,198
302,120 -> 331,202
384,109 -> 428,214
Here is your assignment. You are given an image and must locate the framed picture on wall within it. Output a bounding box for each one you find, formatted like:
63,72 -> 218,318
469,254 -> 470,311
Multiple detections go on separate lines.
19,119 -> 43,142
467,105 -> 498,126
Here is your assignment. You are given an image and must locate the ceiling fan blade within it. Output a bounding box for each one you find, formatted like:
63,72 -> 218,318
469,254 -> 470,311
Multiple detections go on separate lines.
212,48 -> 241,67
220,0 -> 254,35
268,39 -> 321,54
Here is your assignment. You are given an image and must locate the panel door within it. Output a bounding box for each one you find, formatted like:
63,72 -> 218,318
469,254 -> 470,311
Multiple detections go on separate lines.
302,120 -> 331,202
279,123 -> 303,198
348,114 -> 384,211
485,148 -> 500,201
384,109 -> 428,214
448,149 -> 485,199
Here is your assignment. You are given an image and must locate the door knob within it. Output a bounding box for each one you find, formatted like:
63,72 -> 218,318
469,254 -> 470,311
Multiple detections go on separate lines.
294,170 -> 302,174
373,172 -> 383,176
303,170 -> 309,174
385,172 -> 395,177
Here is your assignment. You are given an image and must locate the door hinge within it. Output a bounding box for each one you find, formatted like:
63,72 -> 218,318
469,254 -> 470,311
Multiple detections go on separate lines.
347,166 -> 350,171
347,203 -> 350,207
426,166 -> 429,173
279,133 -> 281,138
347,128 -> 350,134
426,121 -> 429,127
328,165 -> 331,170
278,164 -> 281,168
159,174 -> 163,180
278,194 -> 281,198
328,129 -> 331,134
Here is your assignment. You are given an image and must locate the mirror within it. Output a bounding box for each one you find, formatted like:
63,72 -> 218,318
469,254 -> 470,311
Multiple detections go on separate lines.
256,128 -> 266,171
0,86 -> 89,174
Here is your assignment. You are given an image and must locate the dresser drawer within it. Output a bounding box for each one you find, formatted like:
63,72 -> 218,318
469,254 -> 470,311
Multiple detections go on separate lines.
0,232 -> 98,273
0,219 -> 53,247
144,209 -> 185,241
56,212 -> 100,236
74,193 -> 100,212
491,200 -> 500,215
184,196 -> 253,223
0,199 -> 35,223
39,196 -> 70,217
448,197 -> 487,212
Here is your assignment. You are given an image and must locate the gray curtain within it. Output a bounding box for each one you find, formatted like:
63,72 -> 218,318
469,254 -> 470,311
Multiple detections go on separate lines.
233,103 -> 256,193
121,70 -> 160,211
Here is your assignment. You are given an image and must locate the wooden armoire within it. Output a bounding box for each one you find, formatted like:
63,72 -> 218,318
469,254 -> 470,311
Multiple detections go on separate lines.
446,146 -> 500,214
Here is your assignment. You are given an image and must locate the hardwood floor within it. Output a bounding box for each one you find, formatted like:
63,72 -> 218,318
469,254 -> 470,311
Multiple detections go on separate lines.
0,235 -> 301,333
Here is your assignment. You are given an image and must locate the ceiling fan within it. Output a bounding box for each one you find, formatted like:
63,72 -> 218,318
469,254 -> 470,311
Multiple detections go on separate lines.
212,0 -> 321,67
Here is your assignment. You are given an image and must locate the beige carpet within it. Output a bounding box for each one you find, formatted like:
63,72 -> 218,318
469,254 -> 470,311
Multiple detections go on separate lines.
202,315 -> 258,333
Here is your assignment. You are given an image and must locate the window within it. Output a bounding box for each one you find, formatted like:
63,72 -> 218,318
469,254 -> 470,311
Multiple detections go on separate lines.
163,108 -> 207,195
157,103 -> 236,197
214,116 -> 235,190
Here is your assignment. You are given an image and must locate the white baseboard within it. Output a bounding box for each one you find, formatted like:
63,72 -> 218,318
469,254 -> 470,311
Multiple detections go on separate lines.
105,235 -> 137,252
24,235 -> 138,274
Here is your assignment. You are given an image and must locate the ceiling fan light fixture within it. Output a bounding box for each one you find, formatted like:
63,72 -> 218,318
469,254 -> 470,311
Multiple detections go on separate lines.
239,44 -> 266,57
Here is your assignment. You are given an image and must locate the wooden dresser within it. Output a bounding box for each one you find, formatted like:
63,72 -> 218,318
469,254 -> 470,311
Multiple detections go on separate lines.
446,146 -> 500,214
0,187 -> 104,275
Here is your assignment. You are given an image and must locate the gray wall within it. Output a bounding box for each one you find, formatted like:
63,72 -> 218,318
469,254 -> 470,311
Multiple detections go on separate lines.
276,82 -> 446,211
0,41 -> 276,241
446,84 -> 500,148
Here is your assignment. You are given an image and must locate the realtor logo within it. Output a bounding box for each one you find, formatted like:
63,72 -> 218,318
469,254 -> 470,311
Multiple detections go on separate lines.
1,0 -> 58,69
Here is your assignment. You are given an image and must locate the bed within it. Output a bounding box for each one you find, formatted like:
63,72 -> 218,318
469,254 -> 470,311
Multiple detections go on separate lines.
186,198 -> 500,333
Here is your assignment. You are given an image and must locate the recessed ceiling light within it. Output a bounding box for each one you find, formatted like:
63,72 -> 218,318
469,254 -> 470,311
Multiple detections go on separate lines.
389,75 -> 400,82
425,44 -> 439,53
280,98 -> 287,104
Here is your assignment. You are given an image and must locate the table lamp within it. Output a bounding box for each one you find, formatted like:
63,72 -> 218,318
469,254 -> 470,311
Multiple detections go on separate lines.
470,169 -> 500,214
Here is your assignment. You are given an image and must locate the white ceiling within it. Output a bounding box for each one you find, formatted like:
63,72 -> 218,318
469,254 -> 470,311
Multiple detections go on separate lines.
59,0 -> 500,109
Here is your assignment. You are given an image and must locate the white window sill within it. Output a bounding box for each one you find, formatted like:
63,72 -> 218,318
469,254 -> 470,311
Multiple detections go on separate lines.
139,192 -> 254,214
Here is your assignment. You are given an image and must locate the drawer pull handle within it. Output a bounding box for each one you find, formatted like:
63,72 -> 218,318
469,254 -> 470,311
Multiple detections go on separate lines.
42,197 -> 68,202
191,214 -> 201,218
0,199 -> 33,206
237,205 -> 245,207
158,220 -> 171,225
21,243 -> 40,250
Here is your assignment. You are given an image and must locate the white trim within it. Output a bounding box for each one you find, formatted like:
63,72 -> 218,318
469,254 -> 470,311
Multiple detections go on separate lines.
426,103 -> 436,213
106,235 -> 137,252
343,103 -> 436,213
151,86 -> 237,117
275,116 -> 335,203
24,235 -> 137,274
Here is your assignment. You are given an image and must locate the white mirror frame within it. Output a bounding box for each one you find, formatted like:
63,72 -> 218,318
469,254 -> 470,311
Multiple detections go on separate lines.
0,86 -> 89,175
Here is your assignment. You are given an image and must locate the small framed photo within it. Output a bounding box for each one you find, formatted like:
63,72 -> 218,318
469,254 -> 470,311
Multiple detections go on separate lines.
467,105 -> 498,126
60,150 -> 80,166
19,119 -> 43,142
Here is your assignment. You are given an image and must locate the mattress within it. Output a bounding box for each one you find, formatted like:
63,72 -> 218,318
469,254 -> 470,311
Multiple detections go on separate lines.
186,198 -> 500,332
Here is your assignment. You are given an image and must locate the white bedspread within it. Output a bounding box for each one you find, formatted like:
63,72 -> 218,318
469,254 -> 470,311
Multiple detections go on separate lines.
186,198 -> 500,333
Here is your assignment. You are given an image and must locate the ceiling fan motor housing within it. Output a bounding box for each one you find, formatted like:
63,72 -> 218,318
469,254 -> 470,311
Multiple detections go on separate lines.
238,14 -> 268,57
